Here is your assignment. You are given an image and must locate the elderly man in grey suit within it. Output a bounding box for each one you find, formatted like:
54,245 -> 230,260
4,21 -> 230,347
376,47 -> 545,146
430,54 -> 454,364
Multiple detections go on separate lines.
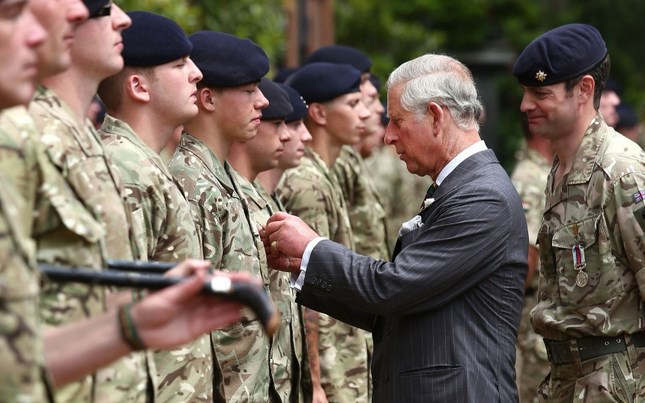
263,54 -> 527,402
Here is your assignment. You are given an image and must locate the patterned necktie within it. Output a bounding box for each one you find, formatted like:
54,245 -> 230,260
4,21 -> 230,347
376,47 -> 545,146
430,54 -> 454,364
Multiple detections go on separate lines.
419,183 -> 438,210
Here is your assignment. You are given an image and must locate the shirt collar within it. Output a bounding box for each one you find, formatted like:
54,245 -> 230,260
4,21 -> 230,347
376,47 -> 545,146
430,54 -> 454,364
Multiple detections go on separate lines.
435,140 -> 487,186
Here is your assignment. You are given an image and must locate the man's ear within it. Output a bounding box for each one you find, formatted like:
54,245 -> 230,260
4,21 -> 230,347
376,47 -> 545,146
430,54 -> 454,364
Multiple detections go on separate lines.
578,75 -> 595,105
427,102 -> 445,135
308,103 -> 326,125
198,87 -> 216,112
125,75 -> 150,103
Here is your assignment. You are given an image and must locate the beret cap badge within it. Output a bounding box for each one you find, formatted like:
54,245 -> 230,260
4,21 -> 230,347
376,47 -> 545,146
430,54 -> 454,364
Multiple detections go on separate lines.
535,70 -> 548,82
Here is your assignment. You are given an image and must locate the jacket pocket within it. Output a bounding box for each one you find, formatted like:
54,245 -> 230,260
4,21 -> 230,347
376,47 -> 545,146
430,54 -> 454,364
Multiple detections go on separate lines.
552,214 -> 623,307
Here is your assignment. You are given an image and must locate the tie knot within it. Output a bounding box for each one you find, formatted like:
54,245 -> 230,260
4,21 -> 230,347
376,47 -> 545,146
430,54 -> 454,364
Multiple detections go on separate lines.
425,183 -> 438,199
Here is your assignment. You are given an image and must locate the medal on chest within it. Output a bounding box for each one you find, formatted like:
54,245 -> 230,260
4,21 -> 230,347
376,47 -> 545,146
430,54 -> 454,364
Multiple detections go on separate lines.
572,223 -> 588,287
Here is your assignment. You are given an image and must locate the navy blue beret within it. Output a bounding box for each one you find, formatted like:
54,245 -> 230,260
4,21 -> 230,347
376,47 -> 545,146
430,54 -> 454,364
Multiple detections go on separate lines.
286,62 -> 361,104
369,74 -> 381,92
258,78 -> 292,120
273,67 -> 299,84
616,104 -> 639,130
278,83 -> 308,123
304,45 -> 372,73
189,31 -> 269,88
83,0 -> 109,18
604,77 -> 622,95
513,23 -> 607,87
121,12 -> 192,67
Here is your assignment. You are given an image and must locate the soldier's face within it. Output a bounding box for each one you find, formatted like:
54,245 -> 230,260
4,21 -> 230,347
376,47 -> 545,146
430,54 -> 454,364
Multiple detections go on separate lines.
279,118 -> 311,169
323,92 -> 369,146
0,0 -> 45,109
30,0 -> 87,80
599,90 -> 620,127
211,82 -> 269,142
520,83 -> 580,142
246,119 -> 291,173
148,56 -> 203,126
69,3 -> 130,80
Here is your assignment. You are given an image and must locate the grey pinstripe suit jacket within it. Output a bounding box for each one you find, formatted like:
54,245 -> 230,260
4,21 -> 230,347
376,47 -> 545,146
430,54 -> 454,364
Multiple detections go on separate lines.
297,149 -> 527,402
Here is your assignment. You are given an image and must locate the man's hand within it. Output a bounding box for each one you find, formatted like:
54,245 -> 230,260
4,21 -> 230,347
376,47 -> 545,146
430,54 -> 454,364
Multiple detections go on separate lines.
261,212 -> 319,273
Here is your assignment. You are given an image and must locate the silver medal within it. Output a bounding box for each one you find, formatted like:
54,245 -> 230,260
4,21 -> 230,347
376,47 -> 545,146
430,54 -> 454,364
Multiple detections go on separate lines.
576,270 -> 589,288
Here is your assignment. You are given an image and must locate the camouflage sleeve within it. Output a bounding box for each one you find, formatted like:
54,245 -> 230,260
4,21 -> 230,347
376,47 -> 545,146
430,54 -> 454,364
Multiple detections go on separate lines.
609,170 -> 645,298
0,190 -> 51,402
512,178 -> 546,247
191,189 -> 224,269
332,148 -> 357,206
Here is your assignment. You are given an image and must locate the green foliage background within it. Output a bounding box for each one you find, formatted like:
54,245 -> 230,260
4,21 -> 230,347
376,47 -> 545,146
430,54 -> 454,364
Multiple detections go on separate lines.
118,0 -> 644,169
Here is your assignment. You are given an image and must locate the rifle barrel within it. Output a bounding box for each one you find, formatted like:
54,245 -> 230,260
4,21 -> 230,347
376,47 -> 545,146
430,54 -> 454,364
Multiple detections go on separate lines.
38,264 -> 279,335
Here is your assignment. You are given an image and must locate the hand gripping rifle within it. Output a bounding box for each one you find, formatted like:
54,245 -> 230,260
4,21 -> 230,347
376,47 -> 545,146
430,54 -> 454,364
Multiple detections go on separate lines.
38,263 -> 280,336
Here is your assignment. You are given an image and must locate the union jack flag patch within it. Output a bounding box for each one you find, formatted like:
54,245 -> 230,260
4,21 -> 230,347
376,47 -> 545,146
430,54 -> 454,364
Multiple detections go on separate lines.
634,190 -> 645,204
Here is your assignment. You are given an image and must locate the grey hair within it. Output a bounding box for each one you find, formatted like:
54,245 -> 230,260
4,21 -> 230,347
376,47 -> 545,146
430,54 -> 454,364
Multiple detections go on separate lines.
386,54 -> 483,131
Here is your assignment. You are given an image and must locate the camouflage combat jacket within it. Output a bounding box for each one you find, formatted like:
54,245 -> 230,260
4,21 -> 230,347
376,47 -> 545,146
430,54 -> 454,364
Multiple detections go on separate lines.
29,87 -> 150,402
169,133 -> 271,402
265,186 -> 314,402
531,115 -> 645,340
333,145 -> 390,260
236,174 -> 308,402
99,115 -> 214,402
276,147 -> 370,402
0,165 -> 52,402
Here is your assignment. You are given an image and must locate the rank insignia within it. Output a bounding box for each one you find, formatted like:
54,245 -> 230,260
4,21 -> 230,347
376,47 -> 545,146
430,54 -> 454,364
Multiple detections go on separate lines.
535,70 -> 547,82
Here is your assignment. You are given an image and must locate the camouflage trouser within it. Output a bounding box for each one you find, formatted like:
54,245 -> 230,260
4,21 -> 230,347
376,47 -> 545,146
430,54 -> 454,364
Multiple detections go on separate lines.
537,346 -> 645,402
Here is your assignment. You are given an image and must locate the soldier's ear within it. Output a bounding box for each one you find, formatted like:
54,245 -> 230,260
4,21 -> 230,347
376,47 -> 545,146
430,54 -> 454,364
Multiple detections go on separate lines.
308,103 -> 326,126
126,74 -> 150,103
197,87 -> 216,112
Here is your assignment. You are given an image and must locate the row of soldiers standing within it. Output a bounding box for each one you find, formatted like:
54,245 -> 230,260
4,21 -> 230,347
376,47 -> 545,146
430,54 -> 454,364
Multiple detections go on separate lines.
0,0 -> 428,401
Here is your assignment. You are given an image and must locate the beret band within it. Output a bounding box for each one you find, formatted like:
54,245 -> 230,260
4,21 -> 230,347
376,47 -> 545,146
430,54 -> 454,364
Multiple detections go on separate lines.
83,0 -> 110,18
513,23 -> 607,87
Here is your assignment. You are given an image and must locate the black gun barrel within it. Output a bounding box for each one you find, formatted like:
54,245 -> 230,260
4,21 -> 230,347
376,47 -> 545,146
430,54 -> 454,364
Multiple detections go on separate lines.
38,264 -> 279,335
107,260 -> 175,274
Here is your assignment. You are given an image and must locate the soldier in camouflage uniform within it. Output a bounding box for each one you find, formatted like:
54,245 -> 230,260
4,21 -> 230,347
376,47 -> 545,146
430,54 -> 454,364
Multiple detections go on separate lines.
26,5 -> 156,401
257,83 -> 316,402
229,78 -> 313,402
97,12 -> 217,402
169,31 -> 276,402
0,6 -> 49,400
513,24 -> 645,402
510,118 -> 553,403
276,62 -> 371,402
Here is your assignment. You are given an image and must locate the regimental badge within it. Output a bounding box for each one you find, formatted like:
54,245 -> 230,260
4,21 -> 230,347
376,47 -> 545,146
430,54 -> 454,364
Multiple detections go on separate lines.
535,70 -> 548,82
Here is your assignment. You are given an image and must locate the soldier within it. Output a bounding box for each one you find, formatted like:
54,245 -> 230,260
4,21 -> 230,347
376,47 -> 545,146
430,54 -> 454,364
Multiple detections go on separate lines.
0,2 -> 247,401
229,77 -> 312,402
96,11 -> 219,402
513,23 -> 645,401
277,62 -> 370,402
511,116 -> 553,403
0,2 -> 47,400
168,31 -> 275,401
23,3 -> 158,401
255,82 -> 315,402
